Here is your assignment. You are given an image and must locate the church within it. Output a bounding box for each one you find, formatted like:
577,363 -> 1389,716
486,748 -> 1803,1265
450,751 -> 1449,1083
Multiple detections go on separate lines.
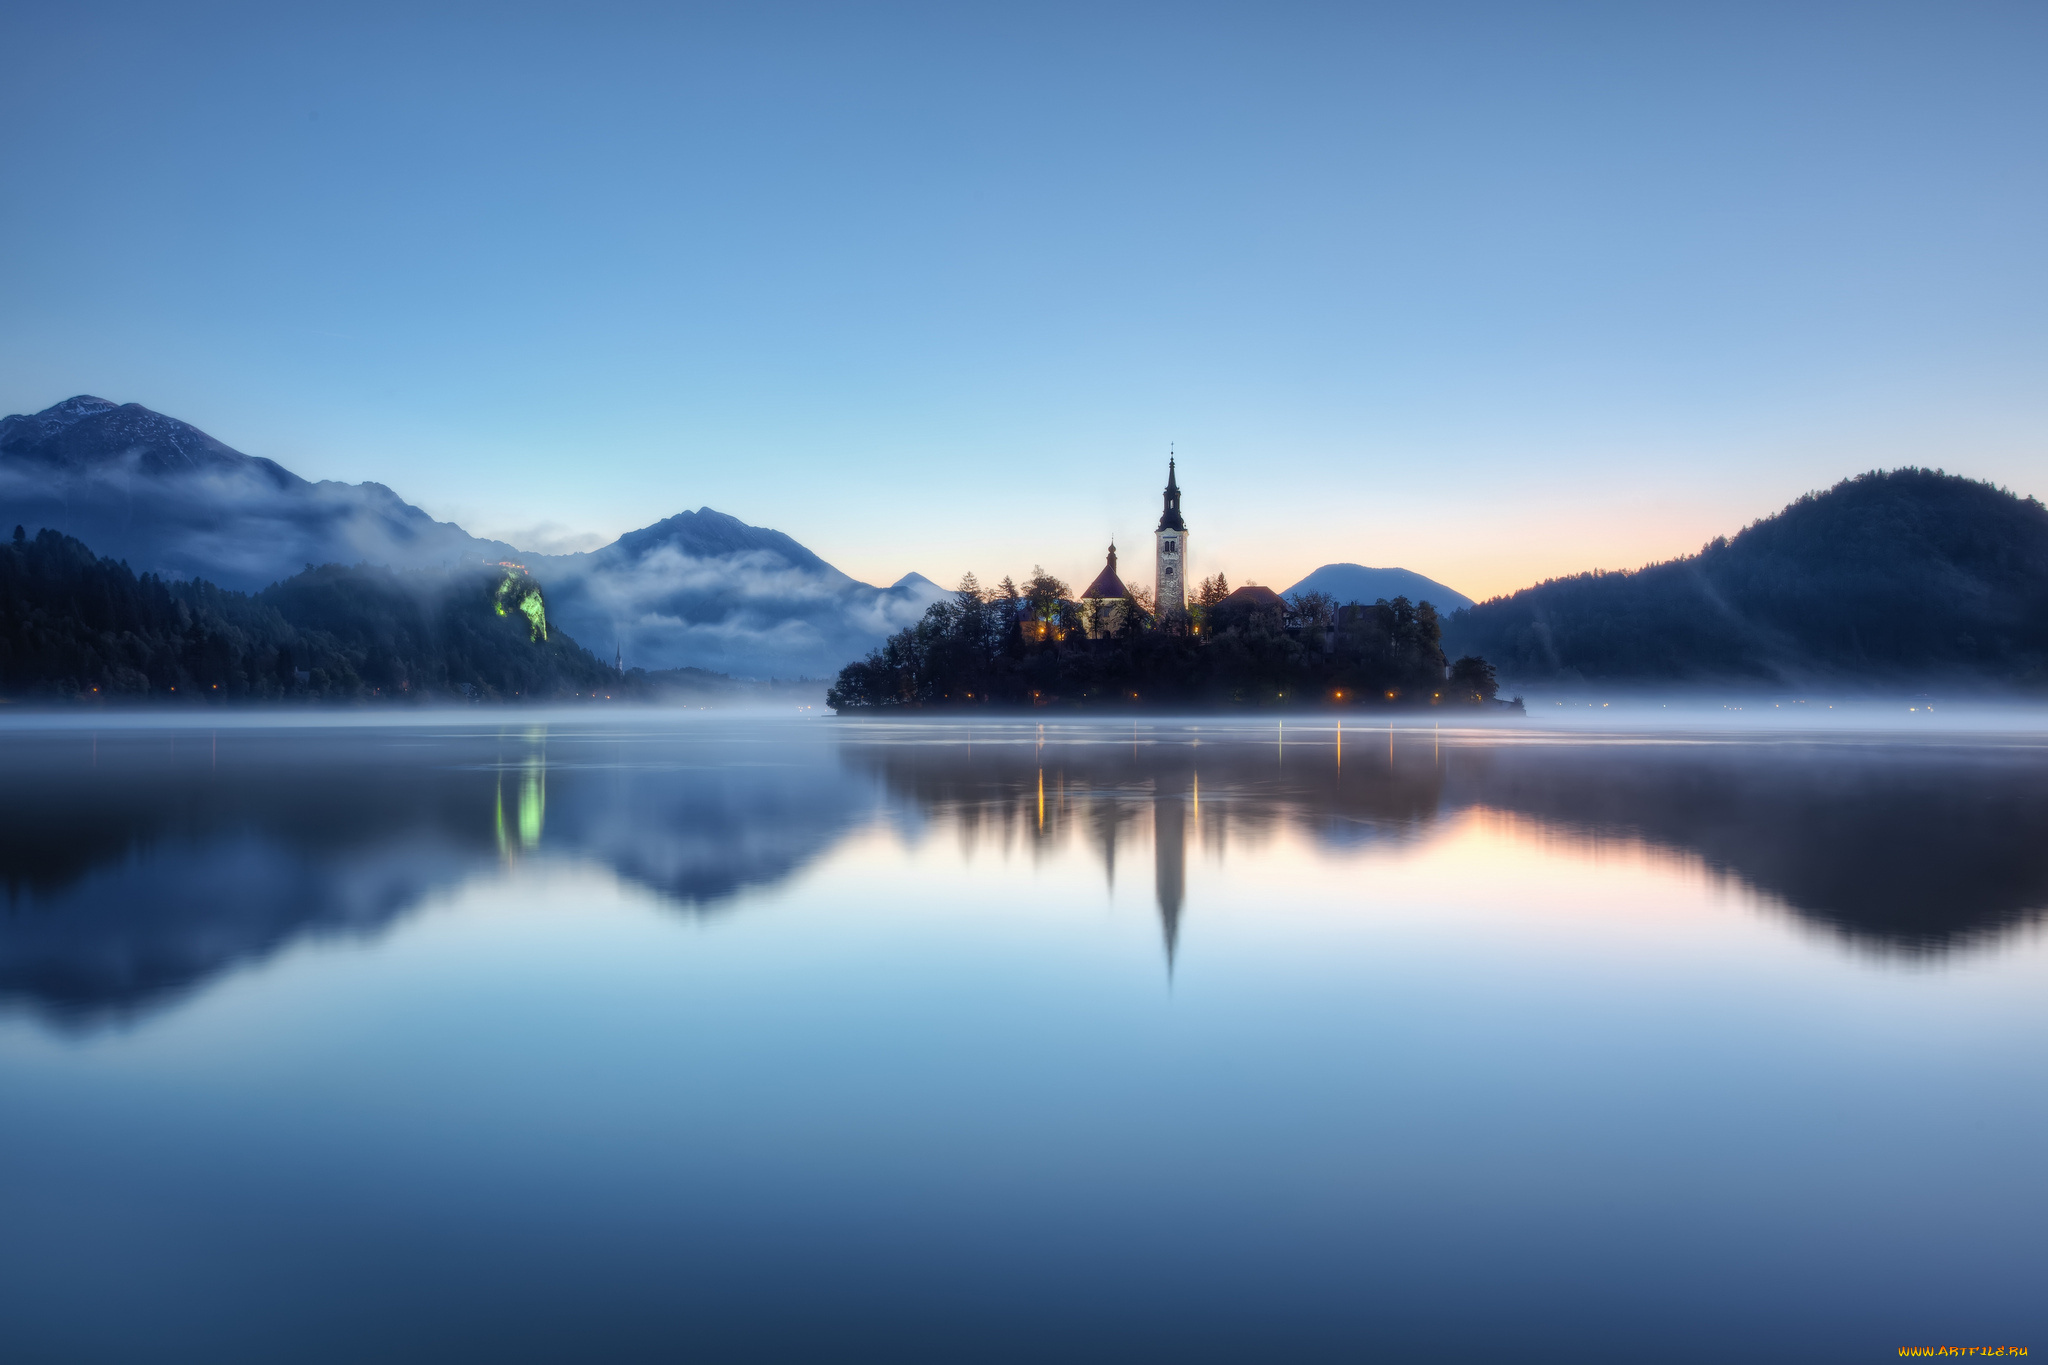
1077,458 -> 1188,634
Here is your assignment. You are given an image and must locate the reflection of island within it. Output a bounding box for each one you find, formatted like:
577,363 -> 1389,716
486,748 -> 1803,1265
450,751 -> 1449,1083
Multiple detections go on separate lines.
839,724 -> 1452,969
838,722 -> 2048,961
8,719 -> 2045,1028
0,726 -> 876,1027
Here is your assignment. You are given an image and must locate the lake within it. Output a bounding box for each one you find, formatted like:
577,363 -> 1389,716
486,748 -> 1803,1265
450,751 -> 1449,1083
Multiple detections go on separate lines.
0,711 -> 2042,1362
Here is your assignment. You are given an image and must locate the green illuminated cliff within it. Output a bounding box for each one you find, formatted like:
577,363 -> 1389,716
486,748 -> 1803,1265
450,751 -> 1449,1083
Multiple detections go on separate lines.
492,568 -> 548,642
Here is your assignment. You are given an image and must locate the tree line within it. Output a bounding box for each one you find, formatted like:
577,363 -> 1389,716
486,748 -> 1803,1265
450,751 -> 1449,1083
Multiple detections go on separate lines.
827,568 -> 1506,711
0,526 -> 623,702
1441,469 -> 2048,684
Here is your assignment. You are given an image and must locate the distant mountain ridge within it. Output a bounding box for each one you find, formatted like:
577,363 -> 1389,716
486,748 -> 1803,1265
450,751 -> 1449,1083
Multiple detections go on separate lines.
0,395 -> 519,587
528,507 -> 944,679
1442,469 -> 2048,685
1281,563 -> 1473,612
3,394 -> 294,482
0,396 -> 946,678
592,507 -> 846,576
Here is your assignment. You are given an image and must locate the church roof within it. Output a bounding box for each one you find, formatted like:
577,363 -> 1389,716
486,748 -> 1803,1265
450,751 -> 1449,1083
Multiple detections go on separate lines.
1081,543 -> 1129,600
1217,584 -> 1288,610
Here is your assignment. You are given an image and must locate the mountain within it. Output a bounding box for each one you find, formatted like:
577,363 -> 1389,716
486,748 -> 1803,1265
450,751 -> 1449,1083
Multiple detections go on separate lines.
1442,469 -> 2048,684
531,508 -> 947,679
1281,563 -> 1473,612
0,396 -> 945,679
0,396 -> 520,586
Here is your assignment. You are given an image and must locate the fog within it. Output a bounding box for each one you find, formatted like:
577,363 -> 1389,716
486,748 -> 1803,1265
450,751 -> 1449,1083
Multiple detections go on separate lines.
536,539 -> 942,679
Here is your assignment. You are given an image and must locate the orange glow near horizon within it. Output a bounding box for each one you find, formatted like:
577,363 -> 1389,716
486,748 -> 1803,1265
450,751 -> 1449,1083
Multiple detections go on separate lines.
836,483 -> 1838,609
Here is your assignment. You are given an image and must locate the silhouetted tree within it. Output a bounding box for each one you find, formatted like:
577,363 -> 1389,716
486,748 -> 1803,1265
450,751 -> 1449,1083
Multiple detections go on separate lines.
1025,567 -> 1069,622
1448,655 -> 1498,703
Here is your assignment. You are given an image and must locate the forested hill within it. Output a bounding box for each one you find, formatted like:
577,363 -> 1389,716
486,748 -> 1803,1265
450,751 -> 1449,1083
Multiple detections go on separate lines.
1442,470 -> 2048,685
0,526 -> 619,702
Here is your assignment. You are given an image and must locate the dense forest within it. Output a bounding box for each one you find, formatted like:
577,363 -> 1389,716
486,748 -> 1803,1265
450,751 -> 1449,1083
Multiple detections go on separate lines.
0,526 -> 623,702
1443,470 -> 2048,685
826,570 -> 1505,711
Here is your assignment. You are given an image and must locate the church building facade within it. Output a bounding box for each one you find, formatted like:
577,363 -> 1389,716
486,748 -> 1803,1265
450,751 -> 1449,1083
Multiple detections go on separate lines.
1071,456 -> 1189,637
1154,457 -> 1187,616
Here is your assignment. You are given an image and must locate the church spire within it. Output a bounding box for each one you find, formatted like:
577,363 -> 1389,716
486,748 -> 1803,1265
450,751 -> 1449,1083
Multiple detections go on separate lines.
1156,455 -> 1186,533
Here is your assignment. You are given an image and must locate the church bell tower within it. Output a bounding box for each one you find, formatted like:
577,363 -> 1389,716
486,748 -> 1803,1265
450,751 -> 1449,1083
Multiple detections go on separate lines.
1154,455 -> 1187,615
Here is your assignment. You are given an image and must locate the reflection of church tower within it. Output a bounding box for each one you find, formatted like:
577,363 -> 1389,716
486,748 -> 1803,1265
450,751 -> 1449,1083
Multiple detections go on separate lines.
1155,456 -> 1188,616
1153,777 -> 1187,974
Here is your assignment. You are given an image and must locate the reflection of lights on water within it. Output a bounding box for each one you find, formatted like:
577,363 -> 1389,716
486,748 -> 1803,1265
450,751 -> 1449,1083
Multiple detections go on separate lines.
494,737 -> 547,855
519,766 -> 544,848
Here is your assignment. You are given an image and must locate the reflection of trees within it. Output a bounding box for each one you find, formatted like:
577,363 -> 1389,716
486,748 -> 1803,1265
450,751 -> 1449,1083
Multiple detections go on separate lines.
842,721 -> 2048,958
8,718 -> 2040,1028
539,750 -> 873,908
0,743 -> 500,1027
0,727 -> 874,1027
1443,740 -> 2048,951
839,722 -> 1452,968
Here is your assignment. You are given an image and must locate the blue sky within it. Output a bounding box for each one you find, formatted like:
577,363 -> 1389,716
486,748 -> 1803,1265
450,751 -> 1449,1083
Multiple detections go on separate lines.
2,1 -> 2042,599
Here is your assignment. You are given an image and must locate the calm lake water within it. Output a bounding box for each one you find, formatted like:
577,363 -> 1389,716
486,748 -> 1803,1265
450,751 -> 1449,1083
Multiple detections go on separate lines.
1,712 -> 2043,1362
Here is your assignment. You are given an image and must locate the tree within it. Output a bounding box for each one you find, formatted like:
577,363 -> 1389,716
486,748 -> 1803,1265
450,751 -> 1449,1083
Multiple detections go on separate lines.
1114,590 -> 1149,641
1448,655 -> 1498,703
1055,598 -> 1086,640
1025,566 -> 1069,621
1288,591 -> 1336,629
